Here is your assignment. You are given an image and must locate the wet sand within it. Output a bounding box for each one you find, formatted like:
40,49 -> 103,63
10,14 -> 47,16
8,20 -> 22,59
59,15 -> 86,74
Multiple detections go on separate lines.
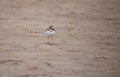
0,0 -> 120,77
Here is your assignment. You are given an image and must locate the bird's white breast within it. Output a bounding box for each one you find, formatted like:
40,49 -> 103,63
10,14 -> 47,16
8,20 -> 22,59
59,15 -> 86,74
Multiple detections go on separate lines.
45,30 -> 56,36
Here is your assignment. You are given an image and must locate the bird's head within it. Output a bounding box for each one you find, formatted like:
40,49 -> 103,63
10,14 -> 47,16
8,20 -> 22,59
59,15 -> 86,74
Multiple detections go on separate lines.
49,26 -> 54,29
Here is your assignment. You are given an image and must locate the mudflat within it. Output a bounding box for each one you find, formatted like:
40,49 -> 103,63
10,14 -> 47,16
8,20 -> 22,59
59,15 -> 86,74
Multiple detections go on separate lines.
0,0 -> 120,77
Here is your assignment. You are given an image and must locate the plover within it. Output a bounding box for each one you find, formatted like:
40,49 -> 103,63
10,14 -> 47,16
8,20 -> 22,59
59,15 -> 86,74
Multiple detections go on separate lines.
45,26 -> 56,40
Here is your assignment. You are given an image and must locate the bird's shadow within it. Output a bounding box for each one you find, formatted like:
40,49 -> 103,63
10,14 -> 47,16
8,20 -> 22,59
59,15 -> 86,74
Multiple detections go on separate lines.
45,42 -> 58,46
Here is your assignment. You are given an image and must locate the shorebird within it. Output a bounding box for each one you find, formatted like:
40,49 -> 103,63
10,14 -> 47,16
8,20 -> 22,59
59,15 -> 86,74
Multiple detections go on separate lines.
45,26 -> 56,40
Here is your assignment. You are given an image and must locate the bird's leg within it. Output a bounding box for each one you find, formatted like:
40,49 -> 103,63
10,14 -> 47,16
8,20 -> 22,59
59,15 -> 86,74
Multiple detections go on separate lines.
52,36 -> 53,40
48,36 -> 49,39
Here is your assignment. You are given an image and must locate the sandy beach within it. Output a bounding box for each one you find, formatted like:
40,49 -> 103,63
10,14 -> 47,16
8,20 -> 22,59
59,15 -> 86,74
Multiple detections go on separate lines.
0,0 -> 120,77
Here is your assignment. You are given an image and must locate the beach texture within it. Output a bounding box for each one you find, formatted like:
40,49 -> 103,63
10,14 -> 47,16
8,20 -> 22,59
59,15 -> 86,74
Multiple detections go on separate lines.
0,0 -> 120,77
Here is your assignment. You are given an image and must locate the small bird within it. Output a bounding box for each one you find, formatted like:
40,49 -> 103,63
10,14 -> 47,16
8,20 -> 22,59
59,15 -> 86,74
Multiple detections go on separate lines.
45,26 -> 56,40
